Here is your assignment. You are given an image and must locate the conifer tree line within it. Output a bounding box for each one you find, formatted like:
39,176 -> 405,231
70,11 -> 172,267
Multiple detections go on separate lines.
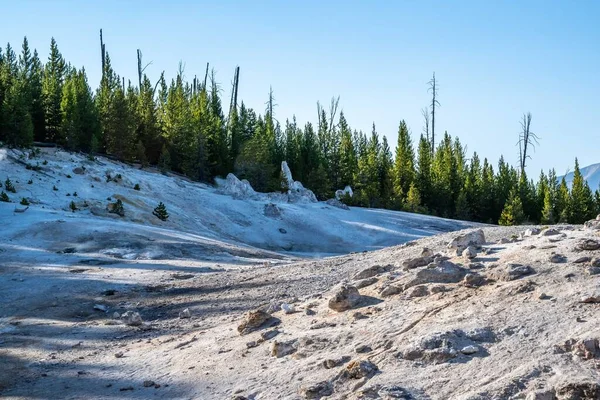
1,36 -> 599,225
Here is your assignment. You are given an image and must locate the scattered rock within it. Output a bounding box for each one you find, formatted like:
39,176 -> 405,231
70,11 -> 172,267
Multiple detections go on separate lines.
350,311 -> 368,321
493,263 -> 534,281
462,273 -> 488,288
580,293 -> 600,303
524,228 -> 541,237
577,238 -> 600,251
539,228 -> 560,236
404,260 -> 468,289
245,341 -> 259,349
114,352 -> 124,358
343,360 -> 378,379
281,303 -> 296,314
549,253 -> 567,263
462,246 -> 478,259
379,284 -> 403,297
260,329 -> 280,341
325,198 -> 349,210
121,311 -> 143,326
179,308 -> 191,319
526,389 -> 556,400
322,356 -> 351,369
328,284 -> 361,312
353,265 -> 390,280
304,308 -> 316,316
584,216 -> 600,230
460,345 -> 479,355
93,304 -> 108,312
538,292 -> 551,300
72,167 -> 85,175
278,228 -> 287,234
574,256 -> 592,264
430,285 -> 448,294
402,255 -> 434,270
555,382 -> 600,399
355,344 -> 372,353
586,266 -> 600,276
353,277 -> 379,289
556,338 -> 600,360
299,381 -> 333,399
406,285 -> 429,298
143,380 -> 155,388
237,310 -> 272,335
270,339 -> 298,357
448,229 -> 486,255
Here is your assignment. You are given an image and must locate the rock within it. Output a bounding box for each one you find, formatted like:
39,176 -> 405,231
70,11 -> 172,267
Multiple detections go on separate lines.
328,284 -> 361,312
448,229 -> 486,255
574,256 -> 592,264
281,161 -> 318,203
555,382 -> 600,399
72,167 -> 85,175
404,260 -> 468,289
498,237 -> 511,244
304,308 -> 316,316
179,308 -> 191,319
592,258 -> 600,267
114,352 -> 124,358
350,311 -> 368,321
430,285 -> 447,294
344,360 -> 378,379
539,228 -> 561,236
549,253 -> 567,263
585,266 -> 600,276
143,380 -> 155,388
468,262 -> 485,270
260,329 -> 280,341
270,339 -> 298,357
113,312 -> 120,319
460,345 -> 479,355
584,217 -> 600,230
353,265 -> 390,280
462,246 -> 478,260
402,255 -> 434,270
245,341 -> 259,349
493,263 -> 534,281
237,310 -> 272,335
538,292 -> 551,300
93,304 -> 108,312
322,356 -> 351,369
526,390 -> 556,400
281,303 -> 296,314
299,381 -> 333,399
335,185 -> 353,200
379,284 -> 403,297
353,277 -> 379,289
264,203 -> 282,218
580,293 -> 600,303
420,247 -> 434,257
524,228 -> 541,237
462,273 -> 487,288
406,285 -> 429,298
577,238 -> 600,251
355,344 -> 372,353
278,228 -> 287,234
215,173 -> 258,200
121,311 -> 143,326
325,198 -> 349,210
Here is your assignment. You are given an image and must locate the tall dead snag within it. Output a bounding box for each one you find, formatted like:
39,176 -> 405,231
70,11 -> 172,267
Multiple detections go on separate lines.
228,66 -> 240,117
428,72 -> 440,152
100,29 -> 106,76
518,112 -> 538,174
136,50 -> 152,89
203,62 -> 210,91
421,107 -> 430,142
328,96 -> 340,135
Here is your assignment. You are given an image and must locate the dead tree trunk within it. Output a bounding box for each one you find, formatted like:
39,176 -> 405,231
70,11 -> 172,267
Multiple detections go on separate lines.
137,49 -> 142,88
100,29 -> 106,77
203,62 -> 209,91
421,107 -> 430,142
428,72 -> 440,153
518,112 -> 538,175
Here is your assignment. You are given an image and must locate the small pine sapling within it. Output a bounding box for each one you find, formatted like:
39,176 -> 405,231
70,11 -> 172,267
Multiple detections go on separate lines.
66,174 -> 72,179
27,179 -> 33,184
69,201 -> 77,212
134,183 -> 140,191
0,191 -> 9,202
4,178 -> 15,193
20,198 -> 29,206
73,192 -> 78,197
109,199 -> 125,217
153,202 -> 169,221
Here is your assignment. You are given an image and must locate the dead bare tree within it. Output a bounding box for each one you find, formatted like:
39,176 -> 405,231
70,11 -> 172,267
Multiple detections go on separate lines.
517,112 -> 539,175
203,62 -> 209,91
228,66 -> 240,117
136,49 -> 152,88
327,96 -> 340,135
100,29 -> 106,77
428,73 -> 440,152
421,107 -> 430,142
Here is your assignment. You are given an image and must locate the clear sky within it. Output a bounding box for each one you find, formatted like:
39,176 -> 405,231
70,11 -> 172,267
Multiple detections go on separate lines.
1,0 -> 598,177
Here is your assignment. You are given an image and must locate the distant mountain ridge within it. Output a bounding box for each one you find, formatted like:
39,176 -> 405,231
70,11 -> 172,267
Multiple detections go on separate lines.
561,162 -> 600,191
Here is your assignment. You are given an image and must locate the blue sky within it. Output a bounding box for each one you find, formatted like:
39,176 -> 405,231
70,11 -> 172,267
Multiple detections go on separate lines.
2,0 -> 599,177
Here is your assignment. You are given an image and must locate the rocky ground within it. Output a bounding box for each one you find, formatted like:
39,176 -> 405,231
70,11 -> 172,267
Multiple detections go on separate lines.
3,218 -> 600,399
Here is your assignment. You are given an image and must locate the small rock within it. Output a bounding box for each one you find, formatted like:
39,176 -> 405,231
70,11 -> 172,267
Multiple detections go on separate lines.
122,311 -> 143,326
355,344 -> 372,353
574,256 -> 592,264
299,381 -> 334,399
281,303 -> 296,314
406,285 -> 429,298
539,228 -> 560,236
353,277 -> 378,289
494,263 -> 534,281
113,312 -> 120,319
328,284 -> 361,312
577,239 -> 600,251
114,352 -> 124,358
379,284 -> 403,297
72,167 -> 85,175
260,329 -> 280,341
304,308 -> 316,316
179,308 -> 191,319
143,380 -> 155,388
460,345 -> 479,355
93,304 -> 108,312
498,237 -> 511,244
344,360 -> 378,379
580,294 -> 600,303
278,228 -> 287,234
549,253 -> 567,263
538,292 -> 551,300
245,341 -> 259,349
353,265 -> 389,280
524,228 -> 541,237
462,246 -> 478,260
237,310 -> 271,335
430,285 -> 447,294
402,255 -> 434,270
270,339 -> 298,357
526,390 -> 556,400
462,273 -> 487,288
586,266 -> 600,276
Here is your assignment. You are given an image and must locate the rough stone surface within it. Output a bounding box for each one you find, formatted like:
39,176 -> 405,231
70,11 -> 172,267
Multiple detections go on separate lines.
577,239 -> 600,251
237,310 -> 272,335
353,265 -> 389,280
299,381 -> 333,399
447,229 -> 486,254
493,263 -> 534,281
462,245 -> 478,259
328,284 -> 361,312
404,260 -> 468,289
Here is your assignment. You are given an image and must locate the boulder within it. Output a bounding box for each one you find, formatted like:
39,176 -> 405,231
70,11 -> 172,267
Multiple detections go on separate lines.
462,246 -> 478,260
577,239 -> 600,251
299,381 -> 333,399
404,260 -> 468,289
447,229 -> 486,255
237,310 -> 272,335
353,265 -> 390,280
492,263 -> 534,281
328,284 -> 361,312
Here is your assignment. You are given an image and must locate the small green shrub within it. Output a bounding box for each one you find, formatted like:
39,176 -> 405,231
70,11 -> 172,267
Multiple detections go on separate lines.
153,202 -> 169,221
69,201 -> 77,212
27,179 -> 33,184
134,183 -> 140,191
0,191 -> 9,202
4,178 -> 15,193
109,199 -> 125,217
20,198 -> 29,206
73,192 -> 78,197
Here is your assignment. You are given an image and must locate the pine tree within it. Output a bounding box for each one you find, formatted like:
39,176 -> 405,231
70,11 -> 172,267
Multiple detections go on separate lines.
569,159 -> 595,223
415,135 -> 432,210
153,202 -> 169,221
541,187 -> 554,224
42,38 -> 65,143
557,177 -> 571,223
499,189 -> 525,226
392,120 -> 415,204
404,182 -> 423,213
338,112 -> 357,187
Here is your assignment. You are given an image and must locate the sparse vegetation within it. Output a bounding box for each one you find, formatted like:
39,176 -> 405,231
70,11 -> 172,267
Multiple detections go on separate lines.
73,192 -> 78,197
20,198 -> 29,206
27,179 -> 33,184
0,191 -> 9,202
134,183 -> 140,191
4,178 -> 16,193
153,202 -> 169,221
42,160 -> 48,165
109,199 -> 125,217
69,201 -> 77,212
66,174 -> 72,178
